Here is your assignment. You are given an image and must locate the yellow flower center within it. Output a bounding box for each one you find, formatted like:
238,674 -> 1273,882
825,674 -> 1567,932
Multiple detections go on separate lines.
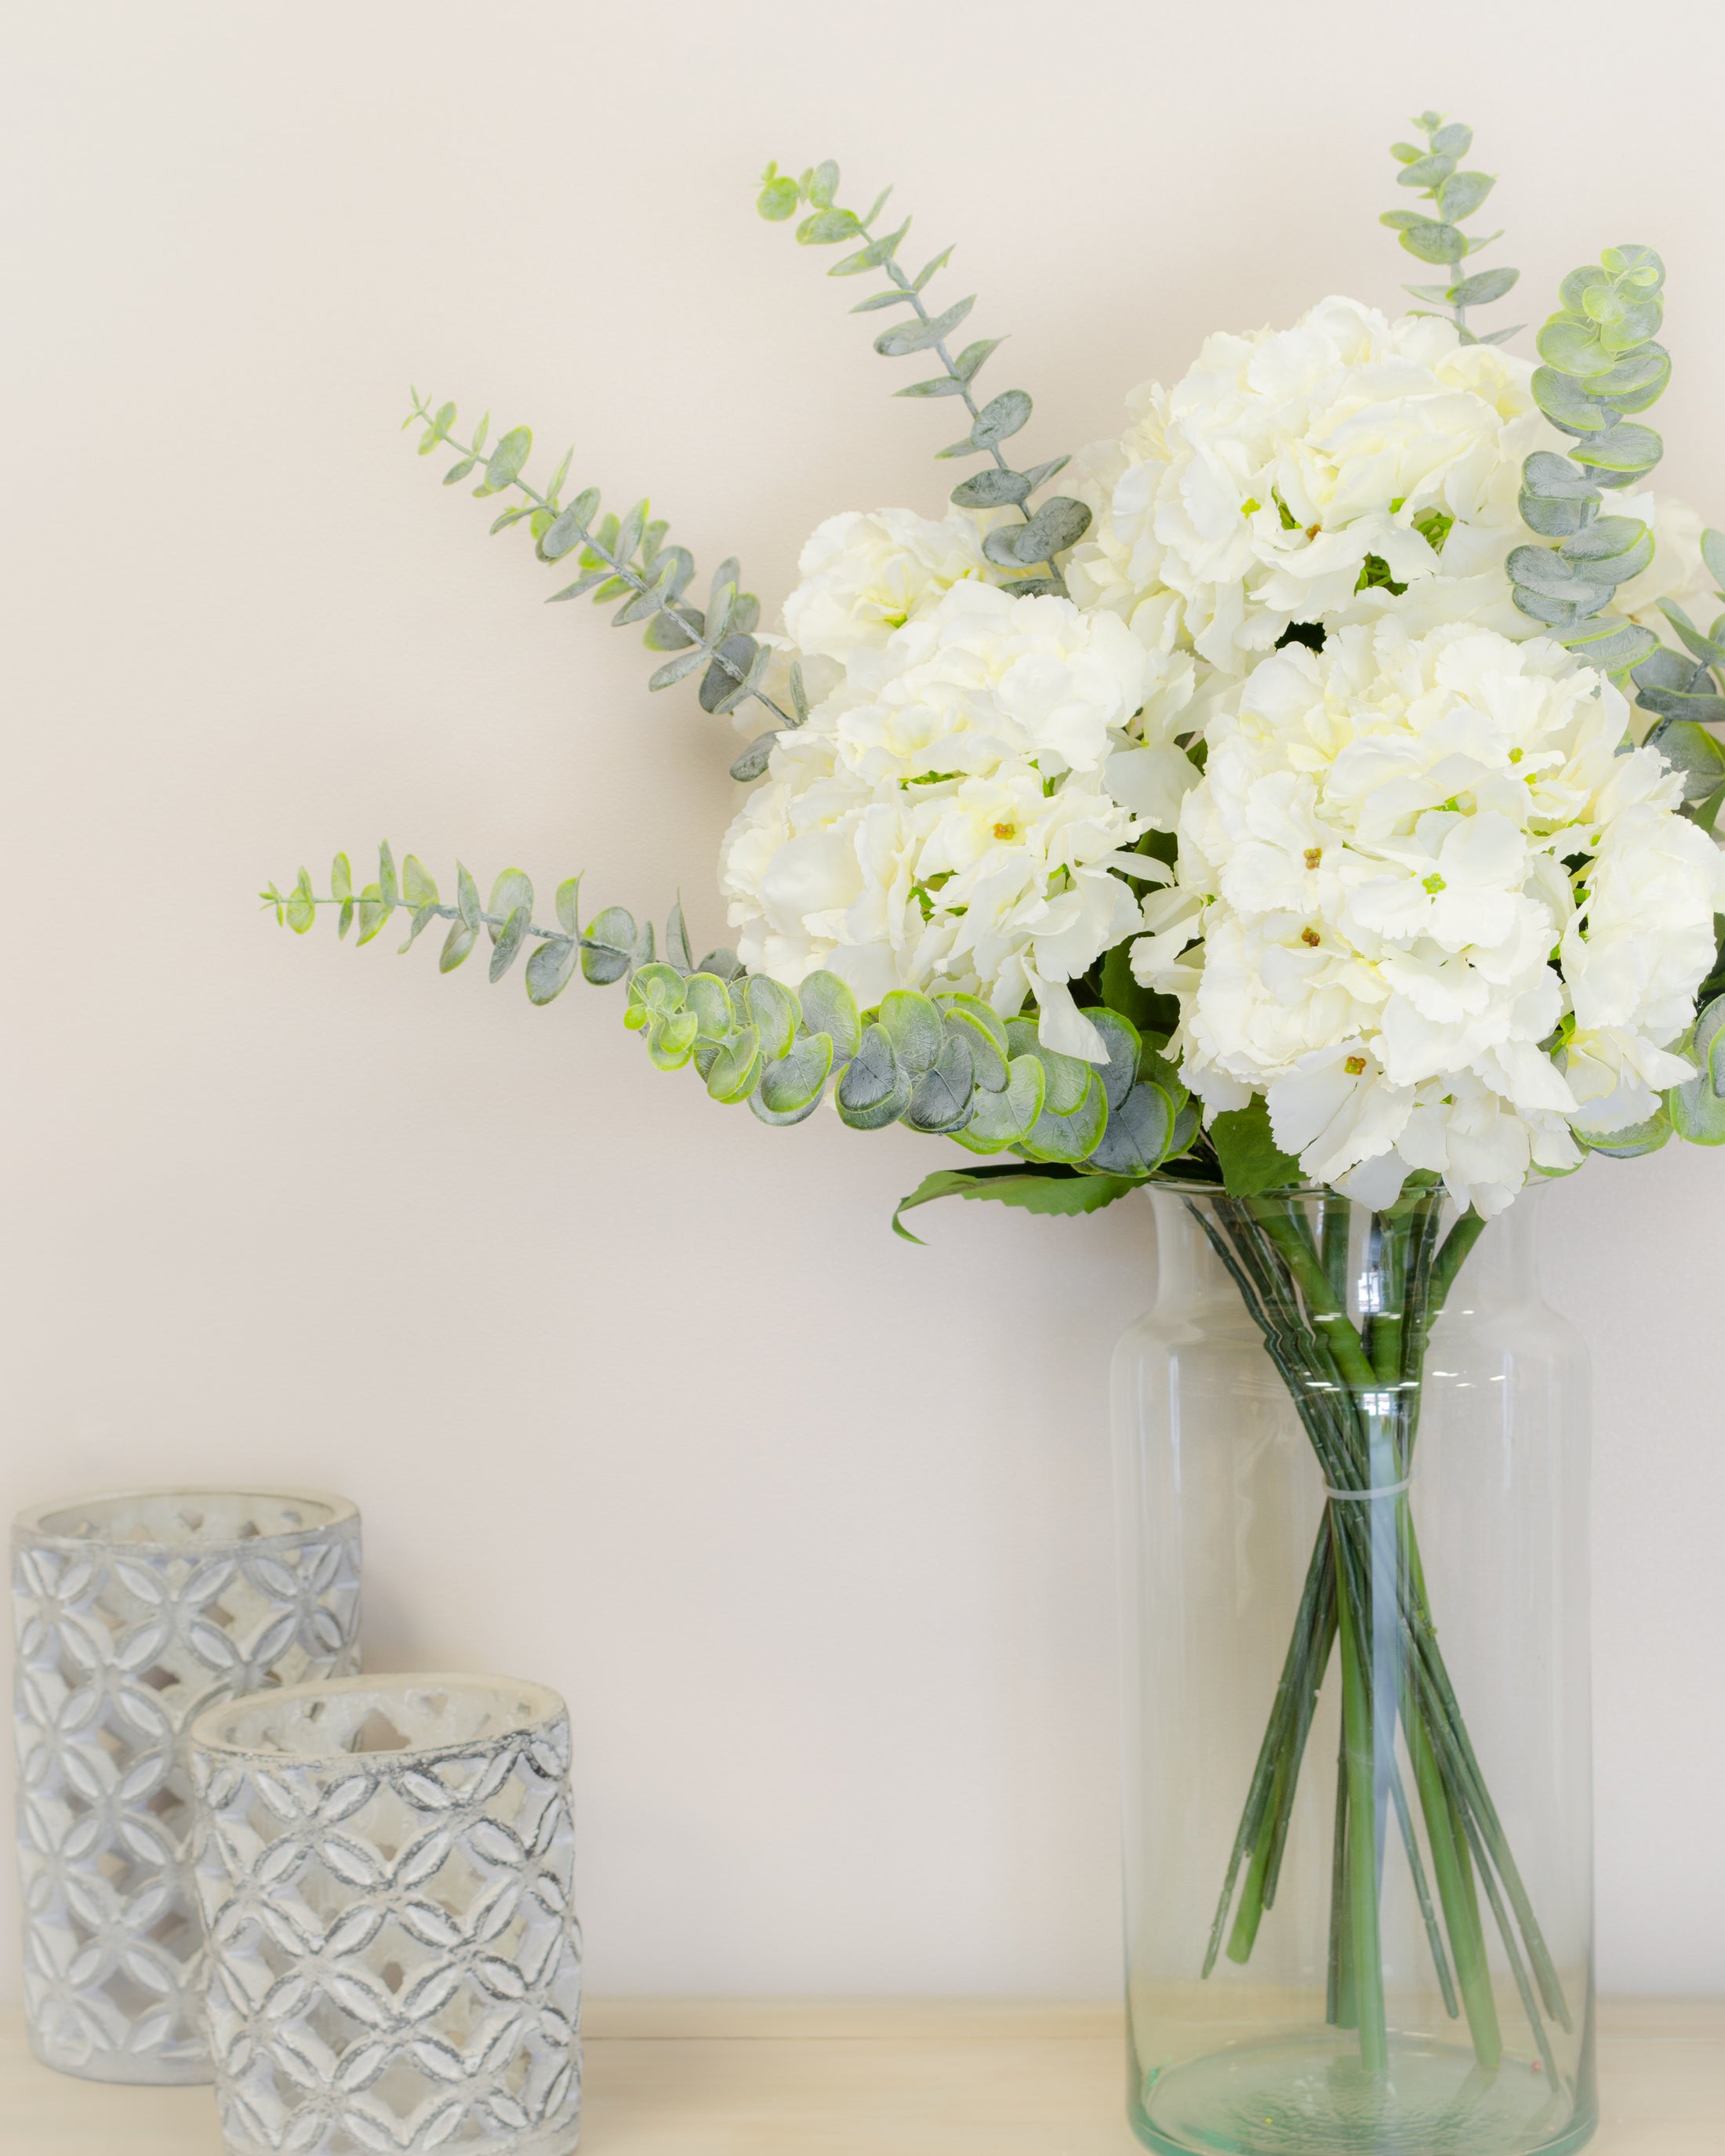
1345,1054 -> 1367,1076
992,822 -> 1018,841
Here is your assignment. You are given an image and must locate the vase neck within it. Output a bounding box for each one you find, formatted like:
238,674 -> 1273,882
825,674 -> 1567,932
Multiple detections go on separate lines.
1147,1182 -> 1545,1319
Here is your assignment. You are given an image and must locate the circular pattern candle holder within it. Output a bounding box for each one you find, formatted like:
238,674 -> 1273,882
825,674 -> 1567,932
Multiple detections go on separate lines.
189,1672 -> 582,2156
10,1487 -> 362,2084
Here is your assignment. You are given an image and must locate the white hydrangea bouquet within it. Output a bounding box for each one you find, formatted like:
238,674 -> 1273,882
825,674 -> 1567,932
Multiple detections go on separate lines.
270,113 -> 1725,2089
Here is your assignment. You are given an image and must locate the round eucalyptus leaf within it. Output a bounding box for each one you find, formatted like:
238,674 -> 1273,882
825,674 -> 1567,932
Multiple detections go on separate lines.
758,1031 -> 835,1116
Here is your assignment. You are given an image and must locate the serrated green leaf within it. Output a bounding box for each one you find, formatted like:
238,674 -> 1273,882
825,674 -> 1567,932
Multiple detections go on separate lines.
1211,1095 -> 1303,1196
892,1163 -> 1136,1243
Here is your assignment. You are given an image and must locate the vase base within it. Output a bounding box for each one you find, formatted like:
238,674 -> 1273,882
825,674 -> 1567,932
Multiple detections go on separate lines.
1132,2033 -> 1596,2156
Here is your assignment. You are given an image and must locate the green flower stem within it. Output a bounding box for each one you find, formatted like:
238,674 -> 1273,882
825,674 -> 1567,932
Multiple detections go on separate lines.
1333,1523 -> 1389,2071
848,213 -> 1069,593
1196,1189 -> 1568,2079
1407,1676 -> 1502,2065
408,402 -> 795,731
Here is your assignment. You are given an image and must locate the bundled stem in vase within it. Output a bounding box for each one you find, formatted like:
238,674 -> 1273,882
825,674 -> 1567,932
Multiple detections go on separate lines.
1192,1190 -> 1572,2085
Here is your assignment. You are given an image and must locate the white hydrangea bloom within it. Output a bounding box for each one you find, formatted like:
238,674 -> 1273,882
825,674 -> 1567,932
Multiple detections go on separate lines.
719,579 -> 1186,1060
1131,619 -> 1725,1214
1067,297 -> 1566,677
780,506 -> 998,664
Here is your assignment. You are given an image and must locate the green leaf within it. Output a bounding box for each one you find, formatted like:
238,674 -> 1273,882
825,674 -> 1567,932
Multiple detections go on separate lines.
836,1027 -> 913,1129
1396,219 -> 1466,267
935,994 -> 1009,1091
798,971 -> 862,1062
525,935 -> 580,1005
1080,1007 -> 1142,1110
969,388 -> 1032,449
1086,1081 -> 1174,1176
330,852 -> 353,902
552,877 -> 582,937
1436,170 -> 1494,223
439,920 -> 478,972
877,989 -> 944,1074
1396,152 -> 1457,189
894,375 -> 969,400
480,425 -> 532,495
758,1030 -> 835,1115
488,905 -> 531,982
402,855 -> 438,909
456,863 -> 482,932
1647,717 -> 1725,800
950,1054 -> 1045,1152
650,648 -> 706,691
355,884 -> 390,947
1448,264 -> 1518,306
757,176 -> 800,221
797,207 -> 862,245
904,1030 -> 976,1134
443,457 -> 478,487
891,1163 -> 1138,1244
1430,122 -> 1473,158
1701,529 -> 1725,593
487,868 -> 533,943
1578,1105 -> 1672,1159
581,905 -> 636,985
1669,1000 -> 1725,1143
730,731 -> 781,783
377,842 -> 399,909
1574,421 -> 1662,478
285,869 -> 315,935
950,337 -> 1001,383
950,468 -> 1030,510
807,159 -> 839,209
706,1029 -> 763,1104
873,295 -> 976,359
1211,1096 -> 1303,1196
743,975 -> 798,1062
1022,1069 -> 1107,1163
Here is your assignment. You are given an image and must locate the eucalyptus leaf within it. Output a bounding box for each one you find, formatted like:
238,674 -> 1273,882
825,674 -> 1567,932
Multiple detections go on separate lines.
903,1030 -> 975,1134
758,1030 -> 835,1116
873,295 -> 976,359
439,920 -> 478,973
525,936 -> 580,1004
797,971 -> 862,1062
488,905 -> 531,982
877,989 -> 944,1075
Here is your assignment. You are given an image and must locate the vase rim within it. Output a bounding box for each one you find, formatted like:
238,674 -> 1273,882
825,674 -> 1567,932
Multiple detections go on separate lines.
13,1485 -> 360,1551
187,1670 -> 567,1764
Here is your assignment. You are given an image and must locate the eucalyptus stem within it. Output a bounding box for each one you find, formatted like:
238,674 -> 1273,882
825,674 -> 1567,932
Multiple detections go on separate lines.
405,403 -> 796,730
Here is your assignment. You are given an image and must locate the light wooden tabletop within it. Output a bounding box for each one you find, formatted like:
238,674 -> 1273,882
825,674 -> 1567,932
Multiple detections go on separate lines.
2,1997 -> 1719,2154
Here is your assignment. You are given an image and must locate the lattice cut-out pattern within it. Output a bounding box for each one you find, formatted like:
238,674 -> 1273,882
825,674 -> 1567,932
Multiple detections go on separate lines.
11,1490 -> 362,2083
191,1676 -> 581,2156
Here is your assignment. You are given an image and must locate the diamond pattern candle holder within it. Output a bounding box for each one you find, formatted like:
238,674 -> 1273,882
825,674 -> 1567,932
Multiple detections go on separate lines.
10,1488 -> 362,2083
190,1672 -> 582,2156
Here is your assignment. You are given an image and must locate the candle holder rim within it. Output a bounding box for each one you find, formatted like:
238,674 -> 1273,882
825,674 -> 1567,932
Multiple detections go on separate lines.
12,1485 -> 360,1551
187,1668 -> 568,1764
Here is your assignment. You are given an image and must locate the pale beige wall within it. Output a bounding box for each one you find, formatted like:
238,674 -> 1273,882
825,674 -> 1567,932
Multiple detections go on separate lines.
3,0 -> 1720,1998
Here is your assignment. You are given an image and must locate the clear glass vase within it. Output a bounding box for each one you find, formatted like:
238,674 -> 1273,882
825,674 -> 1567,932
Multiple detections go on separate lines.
1113,1185 -> 1595,2156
